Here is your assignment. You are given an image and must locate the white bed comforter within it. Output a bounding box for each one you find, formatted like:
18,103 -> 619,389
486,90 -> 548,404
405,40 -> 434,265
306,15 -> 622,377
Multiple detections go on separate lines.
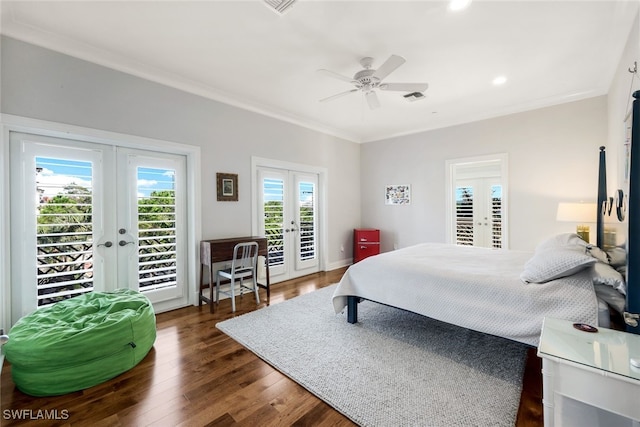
332,243 -> 599,346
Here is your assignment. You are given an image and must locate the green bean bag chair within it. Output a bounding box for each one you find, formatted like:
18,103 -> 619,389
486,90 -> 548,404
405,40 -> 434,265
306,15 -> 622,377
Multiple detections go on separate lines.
4,289 -> 156,396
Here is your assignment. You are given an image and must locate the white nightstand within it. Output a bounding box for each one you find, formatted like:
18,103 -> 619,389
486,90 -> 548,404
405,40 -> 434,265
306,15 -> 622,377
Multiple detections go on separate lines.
538,317 -> 640,427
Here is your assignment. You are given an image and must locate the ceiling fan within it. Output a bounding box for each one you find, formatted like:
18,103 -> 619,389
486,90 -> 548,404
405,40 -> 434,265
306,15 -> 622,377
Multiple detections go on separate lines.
318,55 -> 428,110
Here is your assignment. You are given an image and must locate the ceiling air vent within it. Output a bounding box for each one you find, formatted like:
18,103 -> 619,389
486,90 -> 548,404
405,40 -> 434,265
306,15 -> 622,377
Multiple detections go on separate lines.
264,0 -> 297,15
403,92 -> 426,102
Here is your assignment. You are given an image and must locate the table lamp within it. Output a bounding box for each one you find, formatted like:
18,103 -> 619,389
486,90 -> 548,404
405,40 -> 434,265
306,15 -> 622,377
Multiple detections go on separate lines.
556,202 -> 597,242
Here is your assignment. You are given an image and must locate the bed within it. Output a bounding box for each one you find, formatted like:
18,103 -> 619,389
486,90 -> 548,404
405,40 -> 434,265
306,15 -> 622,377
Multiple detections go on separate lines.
333,238 -> 615,346
333,90 -> 640,345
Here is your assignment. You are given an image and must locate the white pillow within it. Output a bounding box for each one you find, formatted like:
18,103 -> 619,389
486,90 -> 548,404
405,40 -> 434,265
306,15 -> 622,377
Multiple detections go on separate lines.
592,261 -> 626,295
536,233 -> 609,263
520,247 -> 596,284
593,283 -> 626,314
586,245 -> 609,264
606,247 -> 627,268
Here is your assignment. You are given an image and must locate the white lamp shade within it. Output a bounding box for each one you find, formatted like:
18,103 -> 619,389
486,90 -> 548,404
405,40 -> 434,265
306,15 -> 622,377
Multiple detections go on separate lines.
556,202 -> 597,223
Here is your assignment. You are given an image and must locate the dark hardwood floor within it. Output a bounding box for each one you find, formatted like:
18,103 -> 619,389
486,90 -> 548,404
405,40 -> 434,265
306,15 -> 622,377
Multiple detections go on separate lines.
1,267 -> 542,426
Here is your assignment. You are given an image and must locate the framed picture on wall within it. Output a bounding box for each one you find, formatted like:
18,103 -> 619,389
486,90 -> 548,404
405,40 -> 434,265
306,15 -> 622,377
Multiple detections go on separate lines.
385,184 -> 411,205
217,173 -> 238,201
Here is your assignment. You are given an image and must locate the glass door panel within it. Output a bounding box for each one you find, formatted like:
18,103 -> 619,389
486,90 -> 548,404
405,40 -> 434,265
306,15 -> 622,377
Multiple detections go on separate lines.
117,149 -> 187,304
258,169 -> 287,279
294,173 -> 318,272
10,134 -> 108,319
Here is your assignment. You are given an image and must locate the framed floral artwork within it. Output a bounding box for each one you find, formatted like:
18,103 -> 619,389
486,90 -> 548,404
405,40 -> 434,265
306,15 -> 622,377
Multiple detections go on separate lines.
385,184 -> 411,205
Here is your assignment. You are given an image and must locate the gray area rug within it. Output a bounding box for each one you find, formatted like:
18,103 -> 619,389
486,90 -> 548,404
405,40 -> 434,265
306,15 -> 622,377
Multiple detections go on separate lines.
216,285 -> 528,426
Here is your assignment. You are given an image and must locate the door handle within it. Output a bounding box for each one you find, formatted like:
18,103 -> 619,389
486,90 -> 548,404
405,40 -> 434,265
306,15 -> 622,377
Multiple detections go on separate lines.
119,240 -> 135,246
98,241 -> 113,248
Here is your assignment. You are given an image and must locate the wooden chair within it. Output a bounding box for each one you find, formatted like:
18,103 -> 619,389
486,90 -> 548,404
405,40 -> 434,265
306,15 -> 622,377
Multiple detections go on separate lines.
215,242 -> 260,312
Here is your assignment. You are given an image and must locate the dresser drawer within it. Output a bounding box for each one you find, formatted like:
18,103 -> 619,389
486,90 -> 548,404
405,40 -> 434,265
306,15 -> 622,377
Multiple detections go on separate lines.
354,242 -> 380,263
354,229 -> 380,243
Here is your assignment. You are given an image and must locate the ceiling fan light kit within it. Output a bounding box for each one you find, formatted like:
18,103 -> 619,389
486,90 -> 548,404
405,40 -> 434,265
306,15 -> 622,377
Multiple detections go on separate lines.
318,55 -> 429,110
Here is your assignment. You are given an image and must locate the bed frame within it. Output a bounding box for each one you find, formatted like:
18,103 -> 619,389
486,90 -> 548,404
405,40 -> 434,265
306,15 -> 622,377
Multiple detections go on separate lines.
624,91 -> 640,334
347,91 -> 640,335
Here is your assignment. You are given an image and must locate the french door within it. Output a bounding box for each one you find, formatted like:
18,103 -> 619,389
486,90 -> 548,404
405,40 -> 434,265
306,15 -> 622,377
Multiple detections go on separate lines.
10,132 -> 187,320
455,178 -> 503,248
257,167 -> 319,282
447,154 -> 508,249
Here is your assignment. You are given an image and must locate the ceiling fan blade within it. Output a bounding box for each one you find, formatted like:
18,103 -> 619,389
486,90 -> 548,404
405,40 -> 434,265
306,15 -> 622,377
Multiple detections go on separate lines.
372,55 -> 406,81
317,69 -> 355,84
319,89 -> 358,103
379,82 -> 429,92
365,91 -> 380,110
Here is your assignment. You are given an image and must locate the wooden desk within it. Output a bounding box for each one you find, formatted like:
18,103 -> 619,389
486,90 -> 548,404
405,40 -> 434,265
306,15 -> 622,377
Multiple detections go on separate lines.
199,236 -> 270,312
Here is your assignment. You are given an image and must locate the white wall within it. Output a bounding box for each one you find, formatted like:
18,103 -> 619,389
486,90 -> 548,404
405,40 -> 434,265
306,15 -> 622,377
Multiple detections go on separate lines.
607,13 -> 640,195
361,96 -> 608,252
0,36 -> 361,271
604,13 -> 640,249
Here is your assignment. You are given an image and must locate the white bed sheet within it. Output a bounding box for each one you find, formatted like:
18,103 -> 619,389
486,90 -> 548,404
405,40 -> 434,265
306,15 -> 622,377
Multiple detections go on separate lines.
332,243 -> 600,346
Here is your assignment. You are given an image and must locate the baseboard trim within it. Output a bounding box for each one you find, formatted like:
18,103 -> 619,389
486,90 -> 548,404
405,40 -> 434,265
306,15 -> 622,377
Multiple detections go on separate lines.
327,258 -> 352,271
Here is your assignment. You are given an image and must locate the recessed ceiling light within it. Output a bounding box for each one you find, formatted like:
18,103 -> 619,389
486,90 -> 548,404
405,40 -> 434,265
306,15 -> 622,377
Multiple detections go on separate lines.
449,0 -> 472,12
492,75 -> 507,86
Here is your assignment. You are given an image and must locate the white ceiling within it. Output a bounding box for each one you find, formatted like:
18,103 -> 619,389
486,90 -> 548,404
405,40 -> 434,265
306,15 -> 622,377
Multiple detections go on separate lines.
1,0 -> 638,143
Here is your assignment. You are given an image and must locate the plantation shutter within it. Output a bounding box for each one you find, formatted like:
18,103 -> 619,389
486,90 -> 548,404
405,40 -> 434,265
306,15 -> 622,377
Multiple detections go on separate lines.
35,156 -> 96,306
297,180 -> 316,262
455,186 -> 474,246
263,177 -> 285,269
491,184 -> 503,249
137,166 -> 178,292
